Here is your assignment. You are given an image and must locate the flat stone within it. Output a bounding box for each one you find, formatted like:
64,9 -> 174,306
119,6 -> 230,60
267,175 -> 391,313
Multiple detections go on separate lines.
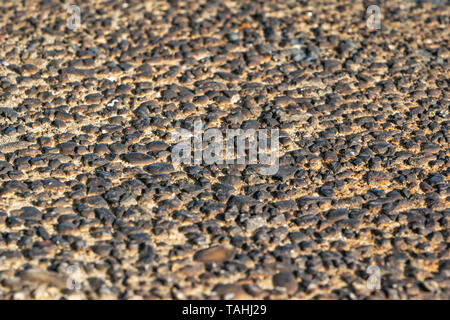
213,284 -> 249,299
17,206 -> 42,220
19,269 -> 67,288
193,245 -> 235,264
146,141 -> 169,152
144,162 -> 174,174
121,152 -> 154,165
244,216 -> 266,232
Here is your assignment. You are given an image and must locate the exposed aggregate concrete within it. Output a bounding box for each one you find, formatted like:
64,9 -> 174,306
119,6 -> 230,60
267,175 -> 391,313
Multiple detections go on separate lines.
0,0 -> 448,299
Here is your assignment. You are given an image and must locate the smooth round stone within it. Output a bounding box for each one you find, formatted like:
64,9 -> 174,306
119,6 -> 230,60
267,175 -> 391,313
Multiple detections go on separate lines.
144,162 -> 174,174
272,272 -> 298,294
193,245 -> 235,264
121,152 -> 154,165
19,269 -> 67,288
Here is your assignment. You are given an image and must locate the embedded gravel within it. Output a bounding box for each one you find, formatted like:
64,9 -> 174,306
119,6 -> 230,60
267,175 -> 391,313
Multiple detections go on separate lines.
0,0 -> 448,299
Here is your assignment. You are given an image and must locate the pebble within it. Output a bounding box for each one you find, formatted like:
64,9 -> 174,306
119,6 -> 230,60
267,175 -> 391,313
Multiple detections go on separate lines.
272,272 -> 298,295
193,245 -> 235,264
0,0 -> 446,300
19,270 -> 67,288
244,216 -> 266,233
213,284 -> 249,299
144,163 -> 174,174
121,152 -> 154,165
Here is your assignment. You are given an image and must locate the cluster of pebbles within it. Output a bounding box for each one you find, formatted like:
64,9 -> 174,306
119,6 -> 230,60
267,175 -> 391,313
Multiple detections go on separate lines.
0,0 -> 448,299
